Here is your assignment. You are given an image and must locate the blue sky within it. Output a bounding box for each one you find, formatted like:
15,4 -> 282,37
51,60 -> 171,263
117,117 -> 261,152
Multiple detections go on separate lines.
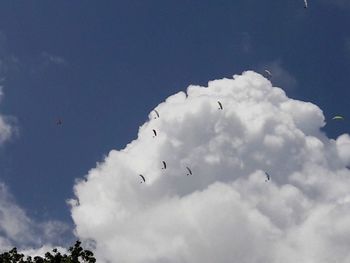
0,0 -> 350,254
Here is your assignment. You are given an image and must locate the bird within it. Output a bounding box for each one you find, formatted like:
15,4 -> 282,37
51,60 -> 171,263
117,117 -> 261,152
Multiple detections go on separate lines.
217,101 -> 223,110
153,110 -> 160,119
153,129 -> 157,137
332,115 -> 344,121
264,69 -> 272,79
56,118 -> 63,125
139,174 -> 146,183
186,167 -> 192,176
162,161 -> 167,170
304,0 -> 308,9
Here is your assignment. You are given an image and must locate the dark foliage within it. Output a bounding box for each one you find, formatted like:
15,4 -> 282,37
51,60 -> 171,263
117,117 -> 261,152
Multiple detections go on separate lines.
0,240 -> 96,263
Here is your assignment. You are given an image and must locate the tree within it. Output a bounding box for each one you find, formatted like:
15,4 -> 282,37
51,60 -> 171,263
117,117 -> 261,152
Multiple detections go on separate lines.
0,240 -> 96,263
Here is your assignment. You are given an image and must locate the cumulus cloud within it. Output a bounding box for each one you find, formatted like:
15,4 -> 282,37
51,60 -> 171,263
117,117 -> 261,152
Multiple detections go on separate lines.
71,71 -> 350,263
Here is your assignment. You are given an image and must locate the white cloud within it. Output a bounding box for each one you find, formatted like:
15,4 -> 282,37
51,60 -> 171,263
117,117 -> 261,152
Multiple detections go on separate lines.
28,51 -> 67,76
0,183 -> 34,245
336,134 -> 350,165
0,32 -> 18,144
238,32 -> 253,54
0,35 -> 72,256
261,60 -> 297,92
0,183 -> 70,254
0,32 -> 20,77
0,89 -> 69,255
0,87 -> 13,144
40,52 -> 66,66
70,71 -> 350,263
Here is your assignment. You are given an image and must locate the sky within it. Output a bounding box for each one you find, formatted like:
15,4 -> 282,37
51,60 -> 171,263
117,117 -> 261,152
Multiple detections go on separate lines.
0,1 -> 350,262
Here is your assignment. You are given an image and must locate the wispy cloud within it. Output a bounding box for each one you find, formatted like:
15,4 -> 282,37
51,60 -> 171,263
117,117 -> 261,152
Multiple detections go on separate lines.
0,183 -> 71,253
0,103 -> 68,255
0,39 -> 70,254
0,32 -> 20,78
0,87 -> 15,145
260,60 -> 297,92
40,51 -> 66,66
28,51 -> 67,76
240,32 -> 253,53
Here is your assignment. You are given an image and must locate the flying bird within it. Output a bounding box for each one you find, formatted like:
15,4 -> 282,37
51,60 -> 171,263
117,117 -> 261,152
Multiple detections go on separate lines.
332,115 -> 344,120
153,129 -> 157,137
265,172 -> 271,182
217,101 -> 223,110
139,174 -> 146,183
304,0 -> 308,8
56,118 -> 62,125
264,69 -> 272,79
162,161 -> 167,170
186,167 -> 192,176
153,110 -> 160,119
